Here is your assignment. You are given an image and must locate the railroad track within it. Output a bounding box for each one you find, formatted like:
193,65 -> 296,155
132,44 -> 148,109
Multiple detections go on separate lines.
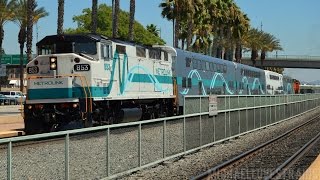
192,114 -> 320,180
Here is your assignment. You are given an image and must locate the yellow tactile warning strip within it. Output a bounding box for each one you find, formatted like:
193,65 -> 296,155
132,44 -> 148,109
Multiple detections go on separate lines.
0,131 -> 25,138
0,115 -> 23,124
300,155 -> 320,180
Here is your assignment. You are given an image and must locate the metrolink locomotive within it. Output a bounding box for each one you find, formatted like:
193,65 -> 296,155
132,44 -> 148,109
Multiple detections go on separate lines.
24,34 -> 294,134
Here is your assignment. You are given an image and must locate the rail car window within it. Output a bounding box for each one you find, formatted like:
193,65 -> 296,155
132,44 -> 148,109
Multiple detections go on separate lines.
164,52 -> 168,61
198,60 -> 203,70
136,47 -> 146,58
186,58 -> 192,67
198,82 -> 202,95
228,81 -> 234,89
182,77 -> 187,88
267,85 -> 271,90
101,44 -> 112,61
223,65 -> 227,73
149,49 -> 161,60
192,59 -> 198,69
205,62 -> 210,71
188,78 -> 192,88
38,45 -> 53,55
269,75 -> 279,80
209,63 -> 214,72
116,45 -> 126,54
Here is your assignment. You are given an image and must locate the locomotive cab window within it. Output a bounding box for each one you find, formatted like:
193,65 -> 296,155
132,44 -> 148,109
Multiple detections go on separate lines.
116,45 -> 126,54
136,47 -> 146,58
149,49 -> 161,60
164,52 -> 168,61
101,44 -> 112,61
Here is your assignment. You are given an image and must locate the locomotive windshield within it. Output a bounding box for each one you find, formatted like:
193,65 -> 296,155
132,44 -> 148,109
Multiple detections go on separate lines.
37,35 -> 98,55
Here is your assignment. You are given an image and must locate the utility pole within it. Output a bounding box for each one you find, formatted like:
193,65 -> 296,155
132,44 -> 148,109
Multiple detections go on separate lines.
260,21 -> 263,31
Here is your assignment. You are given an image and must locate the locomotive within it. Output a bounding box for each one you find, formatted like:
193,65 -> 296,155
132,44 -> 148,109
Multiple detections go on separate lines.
24,34 -> 294,134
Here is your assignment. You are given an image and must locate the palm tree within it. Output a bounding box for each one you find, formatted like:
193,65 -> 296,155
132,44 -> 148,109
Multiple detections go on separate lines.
192,1 -> 212,53
0,0 -> 16,91
260,32 -> 282,67
159,0 -> 182,48
128,0 -> 135,41
57,0 -> 64,35
146,24 -> 159,37
15,0 -> 48,91
112,0 -> 120,38
234,13 -> 250,63
91,0 -> 97,34
0,0 -> 16,65
244,28 -> 263,67
26,0 -> 35,62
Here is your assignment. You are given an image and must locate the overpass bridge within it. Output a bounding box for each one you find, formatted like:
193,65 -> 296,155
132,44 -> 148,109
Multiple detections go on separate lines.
241,55 -> 320,68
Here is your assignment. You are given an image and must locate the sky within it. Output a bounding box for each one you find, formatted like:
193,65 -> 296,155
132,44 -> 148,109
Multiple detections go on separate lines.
2,0 -> 320,82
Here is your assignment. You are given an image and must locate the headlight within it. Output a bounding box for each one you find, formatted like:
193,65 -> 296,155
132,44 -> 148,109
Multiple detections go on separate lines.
72,103 -> 78,108
50,57 -> 57,63
50,57 -> 58,70
28,105 -> 32,109
50,63 -> 57,69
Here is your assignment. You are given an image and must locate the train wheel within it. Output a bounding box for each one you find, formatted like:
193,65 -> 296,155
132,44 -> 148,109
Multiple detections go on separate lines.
24,117 -> 45,135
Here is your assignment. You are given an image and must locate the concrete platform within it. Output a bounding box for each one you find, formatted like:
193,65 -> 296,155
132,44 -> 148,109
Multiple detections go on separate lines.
300,155 -> 320,180
0,106 -> 24,138
0,130 -> 25,138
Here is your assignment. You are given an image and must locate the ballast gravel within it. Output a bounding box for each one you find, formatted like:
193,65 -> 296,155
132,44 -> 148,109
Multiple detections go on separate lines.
0,108 -> 319,180
123,108 -> 320,180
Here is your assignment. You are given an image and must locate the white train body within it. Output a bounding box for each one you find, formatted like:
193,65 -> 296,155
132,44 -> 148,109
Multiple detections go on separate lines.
24,34 -> 294,134
264,70 -> 284,95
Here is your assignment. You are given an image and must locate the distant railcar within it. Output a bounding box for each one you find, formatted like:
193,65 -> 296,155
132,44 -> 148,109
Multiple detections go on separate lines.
293,79 -> 301,94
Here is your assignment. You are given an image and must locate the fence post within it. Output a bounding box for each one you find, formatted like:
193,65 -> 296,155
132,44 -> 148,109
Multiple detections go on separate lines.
7,141 -> 12,180
163,120 -> 166,158
200,96 -> 202,146
138,124 -> 142,167
106,128 -> 110,177
65,134 -> 70,180
183,96 -> 186,151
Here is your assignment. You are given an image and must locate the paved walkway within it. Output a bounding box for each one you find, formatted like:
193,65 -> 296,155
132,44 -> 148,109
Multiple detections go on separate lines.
0,105 -> 24,138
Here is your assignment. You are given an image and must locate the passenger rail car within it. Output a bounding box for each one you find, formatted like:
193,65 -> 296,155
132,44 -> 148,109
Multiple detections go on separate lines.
24,34 -> 294,134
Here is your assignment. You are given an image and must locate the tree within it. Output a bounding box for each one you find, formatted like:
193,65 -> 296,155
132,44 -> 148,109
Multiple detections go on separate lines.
65,4 -> 165,45
159,0 -> 174,46
234,13 -> 250,63
26,0 -> 35,62
112,0 -> 120,38
146,24 -> 159,37
57,0 -> 64,35
128,0 -> 135,41
244,28 -> 263,66
15,0 -> 48,91
0,0 -> 16,92
260,32 -> 282,67
91,0 -> 97,33
0,0 -> 16,65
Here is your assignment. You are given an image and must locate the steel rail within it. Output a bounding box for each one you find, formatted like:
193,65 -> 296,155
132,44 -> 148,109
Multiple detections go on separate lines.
264,131 -> 320,180
191,114 -> 320,180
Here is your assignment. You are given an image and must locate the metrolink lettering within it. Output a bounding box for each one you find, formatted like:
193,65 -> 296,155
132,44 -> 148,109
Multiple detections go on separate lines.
34,81 -> 64,86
